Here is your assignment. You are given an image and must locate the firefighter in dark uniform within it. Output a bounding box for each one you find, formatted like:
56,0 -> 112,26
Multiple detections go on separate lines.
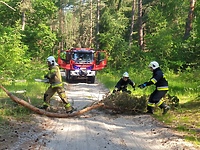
41,56 -> 73,113
138,61 -> 170,115
113,72 -> 135,94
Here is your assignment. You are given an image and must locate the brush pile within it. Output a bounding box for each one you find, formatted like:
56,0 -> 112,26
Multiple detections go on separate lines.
100,92 -> 148,114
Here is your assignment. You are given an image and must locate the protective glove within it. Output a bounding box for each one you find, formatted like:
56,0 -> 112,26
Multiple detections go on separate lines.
112,87 -> 118,93
138,83 -> 147,89
44,75 -> 49,79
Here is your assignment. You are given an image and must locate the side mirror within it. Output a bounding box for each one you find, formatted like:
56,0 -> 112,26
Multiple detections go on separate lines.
96,52 -> 101,65
66,52 -> 71,64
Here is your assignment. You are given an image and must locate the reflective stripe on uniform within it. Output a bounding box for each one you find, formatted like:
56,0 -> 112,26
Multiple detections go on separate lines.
43,102 -> 50,107
50,68 -> 57,73
57,67 -> 62,81
157,86 -> 168,91
147,102 -> 155,107
52,82 -> 63,88
151,78 -> 157,84
155,99 -> 165,107
65,103 -> 71,108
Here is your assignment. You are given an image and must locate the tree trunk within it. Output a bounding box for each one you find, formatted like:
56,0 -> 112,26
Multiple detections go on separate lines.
138,0 -> 144,50
89,0 -> 93,47
128,0 -> 136,49
183,0 -> 196,40
59,0 -> 64,50
96,0 -> 100,50
0,85 -> 104,118
117,0 -> 122,11
22,12 -> 26,31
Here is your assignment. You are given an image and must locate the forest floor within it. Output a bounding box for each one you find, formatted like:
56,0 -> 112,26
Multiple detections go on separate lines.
0,80 -> 199,150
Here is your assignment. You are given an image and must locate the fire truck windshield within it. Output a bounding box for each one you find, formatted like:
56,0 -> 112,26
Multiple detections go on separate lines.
73,52 -> 93,63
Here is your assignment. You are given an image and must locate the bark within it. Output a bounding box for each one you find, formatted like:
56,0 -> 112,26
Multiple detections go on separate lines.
117,0 -> 122,11
96,0 -> 100,50
183,0 -> 196,40
128,0 -> 135,49
0,85 -> 105,118
59,0 -> 64,50
22,12 -> 25,31
138,0 -> 144,50
89,0 -> 93,47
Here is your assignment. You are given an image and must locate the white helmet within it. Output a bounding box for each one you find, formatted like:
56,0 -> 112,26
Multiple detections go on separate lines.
47,56 -> 58,66
148,61 -> 159,70
123,72 -> 129,78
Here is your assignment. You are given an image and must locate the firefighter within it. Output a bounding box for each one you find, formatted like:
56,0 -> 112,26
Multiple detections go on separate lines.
41,56 -> 73,113
138,61 -> 170,115
112,72 -> 135,94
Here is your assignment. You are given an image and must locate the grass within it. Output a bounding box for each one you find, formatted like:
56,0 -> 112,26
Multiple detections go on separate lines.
0,80 -> 47,122
97,69 -> 200,146
0,68 -> 199,146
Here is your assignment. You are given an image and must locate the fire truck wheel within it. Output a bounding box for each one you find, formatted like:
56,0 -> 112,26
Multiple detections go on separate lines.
65,70 -> 71,83
88,76 -> 95,84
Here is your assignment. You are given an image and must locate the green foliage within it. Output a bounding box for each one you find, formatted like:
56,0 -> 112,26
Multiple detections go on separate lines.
98,69 -> 200,145
0,24 -> 29,79
99,7 -> 129,69
23,23 -> 57,59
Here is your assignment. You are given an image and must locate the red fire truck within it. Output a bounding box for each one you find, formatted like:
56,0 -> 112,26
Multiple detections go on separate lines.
57,48 -> 107,83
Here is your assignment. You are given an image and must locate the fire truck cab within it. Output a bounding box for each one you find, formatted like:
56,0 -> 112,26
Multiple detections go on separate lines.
58,48 -> 107,83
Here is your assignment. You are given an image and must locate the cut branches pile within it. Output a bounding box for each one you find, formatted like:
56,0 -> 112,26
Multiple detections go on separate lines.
101,92 -> 148,114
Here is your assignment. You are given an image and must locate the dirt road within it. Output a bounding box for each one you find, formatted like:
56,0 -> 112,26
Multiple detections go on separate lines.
1,81 -> 198,150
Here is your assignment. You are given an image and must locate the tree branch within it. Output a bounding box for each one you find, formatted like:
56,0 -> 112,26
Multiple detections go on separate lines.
0,1 -> 16,11
0,84 -> 105,118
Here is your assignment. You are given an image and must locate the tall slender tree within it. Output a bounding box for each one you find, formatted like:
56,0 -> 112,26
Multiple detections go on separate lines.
138,0 -> 144,50
183,0 -> 196,40
128,0 -> 135,49
96,0 -> 100,49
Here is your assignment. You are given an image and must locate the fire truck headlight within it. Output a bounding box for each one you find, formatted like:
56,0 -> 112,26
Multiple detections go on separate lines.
73,65 -> 80,70
86,65 -> 94,70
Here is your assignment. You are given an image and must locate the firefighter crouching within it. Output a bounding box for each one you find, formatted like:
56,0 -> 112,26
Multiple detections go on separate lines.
41,56 -> 73,113
138,61 -> 170,115
113,72 -> 135,94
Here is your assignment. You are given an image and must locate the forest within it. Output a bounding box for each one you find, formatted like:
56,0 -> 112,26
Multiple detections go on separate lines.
0,0 -> 199,78
0,0 -> 199,145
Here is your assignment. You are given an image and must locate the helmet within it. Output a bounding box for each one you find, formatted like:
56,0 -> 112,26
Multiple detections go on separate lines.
148,61 -> 159,70
47,56 -> 57,66
123,72 -> 129,78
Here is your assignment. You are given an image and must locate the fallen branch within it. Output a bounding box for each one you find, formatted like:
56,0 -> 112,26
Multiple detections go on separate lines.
0,84 -> 104,118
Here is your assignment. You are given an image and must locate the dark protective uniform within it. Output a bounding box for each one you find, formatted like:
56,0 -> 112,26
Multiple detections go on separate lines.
142,67 -> 169,114
113,78 -> 135,93
43,65 -> 72,112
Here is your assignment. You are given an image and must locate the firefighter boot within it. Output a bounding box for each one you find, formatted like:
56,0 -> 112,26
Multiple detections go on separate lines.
146,106 -> 153,114
65,103 -> 73,113
159,103 -> 170,115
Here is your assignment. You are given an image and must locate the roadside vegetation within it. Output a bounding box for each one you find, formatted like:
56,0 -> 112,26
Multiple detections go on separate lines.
97,67 -> 200,146
0,65 -> 199,146
0,0 -> 200,147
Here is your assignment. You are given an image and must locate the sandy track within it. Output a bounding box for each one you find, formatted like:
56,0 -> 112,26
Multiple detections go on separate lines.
1,81 -> 198,150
